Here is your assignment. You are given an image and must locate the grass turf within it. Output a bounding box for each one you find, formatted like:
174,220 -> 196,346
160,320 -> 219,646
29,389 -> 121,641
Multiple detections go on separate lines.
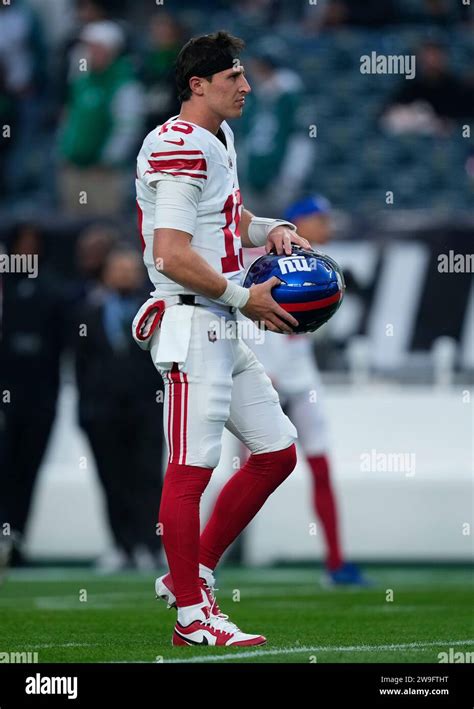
0,566 -> 472,664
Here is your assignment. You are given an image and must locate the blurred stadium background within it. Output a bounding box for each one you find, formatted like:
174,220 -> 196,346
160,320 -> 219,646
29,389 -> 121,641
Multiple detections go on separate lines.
0,0 -> 472,575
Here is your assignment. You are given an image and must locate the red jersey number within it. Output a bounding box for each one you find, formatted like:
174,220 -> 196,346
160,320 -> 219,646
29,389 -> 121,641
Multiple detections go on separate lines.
159,121 -> 194,136
221,190 -> 243,274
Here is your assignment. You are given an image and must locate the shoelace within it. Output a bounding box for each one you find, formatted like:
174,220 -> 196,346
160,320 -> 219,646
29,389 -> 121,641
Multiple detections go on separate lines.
202,613 -> 240,635
201,579 -> 222,614
201,580 -> 239,630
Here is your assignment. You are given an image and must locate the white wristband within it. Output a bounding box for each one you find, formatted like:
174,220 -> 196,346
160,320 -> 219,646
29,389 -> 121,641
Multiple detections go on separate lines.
218,280 -> 250,309
247,217 -> 297,247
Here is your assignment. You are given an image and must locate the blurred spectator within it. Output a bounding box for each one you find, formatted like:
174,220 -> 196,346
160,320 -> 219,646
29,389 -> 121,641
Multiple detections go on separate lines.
422,0 -> 459,25
381,41 -> 474,136
0,0 -> 47,201
140,13 -> 184,132
0,60 -> 16,197
0,1 -> 45,96
404,0 -> 469,26
241,51 -> 313,214
53,0 -> 133,110
58,20 -> 144,216
319,0 -> 399,28
242,195 -> 369,585
221,0 -> 289,26
0,223 -> 67,566
74,248 -> 164,571
76,0 -> 127,24
74,222 -> 119,300
27,0 -> 75,46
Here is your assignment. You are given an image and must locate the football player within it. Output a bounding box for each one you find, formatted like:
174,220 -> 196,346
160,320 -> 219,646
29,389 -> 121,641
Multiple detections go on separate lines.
135,31 -> 311,646
243,195 -> 369,586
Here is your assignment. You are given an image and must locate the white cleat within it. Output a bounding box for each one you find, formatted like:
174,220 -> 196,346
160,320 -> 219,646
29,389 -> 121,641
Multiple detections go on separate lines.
172,605 -> 266,647
155,573 -> 177,609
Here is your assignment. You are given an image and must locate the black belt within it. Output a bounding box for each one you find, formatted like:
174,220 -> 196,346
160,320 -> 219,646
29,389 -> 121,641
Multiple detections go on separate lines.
178,294 -> 236,313
179,294 -> 199,306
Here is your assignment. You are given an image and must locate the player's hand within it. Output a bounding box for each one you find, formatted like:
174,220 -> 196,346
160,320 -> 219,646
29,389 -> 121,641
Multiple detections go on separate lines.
265,226 -> 312,255
240,277 -> 298,334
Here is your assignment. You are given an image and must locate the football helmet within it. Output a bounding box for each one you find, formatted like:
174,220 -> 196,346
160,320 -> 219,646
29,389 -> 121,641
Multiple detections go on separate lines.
243,245 -> 345,334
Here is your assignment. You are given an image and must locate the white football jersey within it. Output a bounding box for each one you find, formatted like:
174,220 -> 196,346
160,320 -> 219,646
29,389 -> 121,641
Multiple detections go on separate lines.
136,116 -> 243,297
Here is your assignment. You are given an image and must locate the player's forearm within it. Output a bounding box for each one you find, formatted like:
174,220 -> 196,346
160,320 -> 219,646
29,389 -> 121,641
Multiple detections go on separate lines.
240,208 -> 300,249
239,208 -> 255,247
154,229 -> 228,300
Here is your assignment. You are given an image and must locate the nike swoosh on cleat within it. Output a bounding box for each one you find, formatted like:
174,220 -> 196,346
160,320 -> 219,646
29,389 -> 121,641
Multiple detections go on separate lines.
176,630 -> 209,646
164,138 -> 185,146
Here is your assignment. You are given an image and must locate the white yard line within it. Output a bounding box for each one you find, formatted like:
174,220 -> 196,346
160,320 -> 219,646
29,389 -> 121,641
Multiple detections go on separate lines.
162,639 -> 474,663
28,642 -> 101,649
26,638 -> 473,660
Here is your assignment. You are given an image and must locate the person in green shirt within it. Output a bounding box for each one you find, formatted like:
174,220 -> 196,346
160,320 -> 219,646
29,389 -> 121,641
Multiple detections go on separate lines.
140,13 -> 184,132
240,52 -> 314,216
58,20 -> 143,215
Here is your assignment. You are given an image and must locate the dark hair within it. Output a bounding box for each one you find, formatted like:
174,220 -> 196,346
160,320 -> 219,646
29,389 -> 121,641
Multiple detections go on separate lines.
176,30 -> 245,103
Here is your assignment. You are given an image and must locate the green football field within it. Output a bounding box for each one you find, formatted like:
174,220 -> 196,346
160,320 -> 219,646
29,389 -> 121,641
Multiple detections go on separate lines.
1,566 -> 472,664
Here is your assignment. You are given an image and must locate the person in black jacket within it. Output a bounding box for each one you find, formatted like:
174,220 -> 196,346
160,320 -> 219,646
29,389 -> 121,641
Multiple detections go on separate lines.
0,223 -> 66,566
74,247 -> 164,570
382,40 -> 474,135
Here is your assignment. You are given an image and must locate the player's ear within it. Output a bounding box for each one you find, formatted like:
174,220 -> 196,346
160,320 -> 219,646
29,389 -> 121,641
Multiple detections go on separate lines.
189,76 -> 205,97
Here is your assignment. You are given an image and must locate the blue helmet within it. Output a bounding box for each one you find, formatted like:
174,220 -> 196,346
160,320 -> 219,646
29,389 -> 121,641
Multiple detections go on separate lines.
243,245 -> 345,334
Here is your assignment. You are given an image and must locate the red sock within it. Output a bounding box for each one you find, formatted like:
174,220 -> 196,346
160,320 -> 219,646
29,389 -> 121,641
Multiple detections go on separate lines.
159,462 -> 212,607
308,454 -> 343,571
200,444 -> 297,570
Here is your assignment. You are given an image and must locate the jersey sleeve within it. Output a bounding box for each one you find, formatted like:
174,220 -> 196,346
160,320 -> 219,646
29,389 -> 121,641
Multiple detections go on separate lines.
138,127 -> 208,193
153,179 -> 200,236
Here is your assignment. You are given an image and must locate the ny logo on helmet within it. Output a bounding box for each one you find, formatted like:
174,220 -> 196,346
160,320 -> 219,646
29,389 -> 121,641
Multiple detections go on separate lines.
278,256 -> 312,275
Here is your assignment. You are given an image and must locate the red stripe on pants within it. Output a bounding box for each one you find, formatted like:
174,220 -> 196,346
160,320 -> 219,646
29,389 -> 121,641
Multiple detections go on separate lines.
166,370 -> 174,463
181,372 -> 189,464
168,364 -> 188,465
